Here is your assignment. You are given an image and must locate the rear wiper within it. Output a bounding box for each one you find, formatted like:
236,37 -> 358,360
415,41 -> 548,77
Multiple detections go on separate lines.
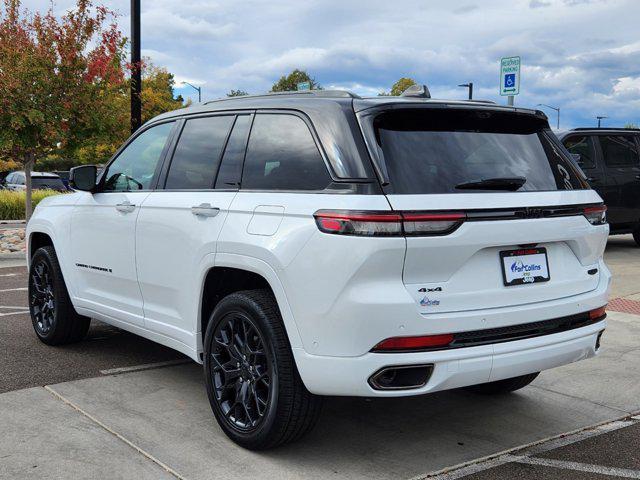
455,177 -> 527,191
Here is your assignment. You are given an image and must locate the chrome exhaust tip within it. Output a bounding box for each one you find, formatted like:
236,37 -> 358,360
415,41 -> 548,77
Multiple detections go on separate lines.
368,364 -> 434,391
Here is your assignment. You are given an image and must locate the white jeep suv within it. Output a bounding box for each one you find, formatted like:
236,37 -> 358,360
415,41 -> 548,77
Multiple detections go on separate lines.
26,89 -> 610,450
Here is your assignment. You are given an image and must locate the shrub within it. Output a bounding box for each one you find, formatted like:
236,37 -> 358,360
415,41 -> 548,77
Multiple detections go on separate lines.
0,190 -> 62,220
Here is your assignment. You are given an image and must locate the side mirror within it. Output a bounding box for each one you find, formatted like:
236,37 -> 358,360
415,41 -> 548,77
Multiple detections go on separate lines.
69,165 -> 97,192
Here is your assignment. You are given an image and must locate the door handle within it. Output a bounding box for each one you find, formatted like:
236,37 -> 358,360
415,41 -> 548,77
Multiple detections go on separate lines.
191,203 -> 220,217
635,174 -> 640,180
115,201 -> 136,213
586,177 -> 598,183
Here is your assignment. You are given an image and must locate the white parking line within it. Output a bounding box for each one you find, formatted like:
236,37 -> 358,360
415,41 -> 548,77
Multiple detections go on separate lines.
0,311 -> 29,317
0,287 -> 27,292
417,414 -> 640,480
0,273 -> 19,277
508,455 -> 640,478
99,359 -> 191,375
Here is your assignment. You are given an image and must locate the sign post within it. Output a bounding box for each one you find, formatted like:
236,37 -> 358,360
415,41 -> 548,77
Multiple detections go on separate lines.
500,56 -> 520,106
296,81 -> 311,91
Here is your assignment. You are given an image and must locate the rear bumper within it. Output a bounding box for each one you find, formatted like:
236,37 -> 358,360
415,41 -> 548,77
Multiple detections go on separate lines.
294,319 -> 606,396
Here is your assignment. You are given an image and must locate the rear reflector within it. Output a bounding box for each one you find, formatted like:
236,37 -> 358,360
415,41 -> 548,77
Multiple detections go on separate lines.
583,205 -> 607,225
314,210 -> 464,237
589,305 -> 607,320
372,334 -> 454,352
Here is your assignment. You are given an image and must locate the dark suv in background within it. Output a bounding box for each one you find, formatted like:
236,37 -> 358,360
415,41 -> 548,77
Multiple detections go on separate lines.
560,128 -> 640,245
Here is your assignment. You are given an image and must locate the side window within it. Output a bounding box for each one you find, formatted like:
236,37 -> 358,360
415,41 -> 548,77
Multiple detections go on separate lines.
564,135 -> 596,169
242,114 -> 331,191
5,173 -> 14,183
17,174 -> 25,185
215,115 -> 252,189
103,122 -> 174,192
599,135 -> 640,168
164,115 -> 234,190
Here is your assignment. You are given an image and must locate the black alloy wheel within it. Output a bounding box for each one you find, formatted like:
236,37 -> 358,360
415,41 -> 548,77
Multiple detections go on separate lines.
28,246 -> 91,345
203,290 -> 322,450
210,312 -> 272,431
30,257 -> 57,336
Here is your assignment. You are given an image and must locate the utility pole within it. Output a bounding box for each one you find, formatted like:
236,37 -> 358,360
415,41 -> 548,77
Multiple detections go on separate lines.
596,116 -> 608,128
537,104 -> 560,130
458,82 -> 473,100
130,0 -> 142,134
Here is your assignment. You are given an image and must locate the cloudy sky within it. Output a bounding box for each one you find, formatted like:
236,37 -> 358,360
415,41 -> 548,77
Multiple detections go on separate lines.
22,0 -> 640,129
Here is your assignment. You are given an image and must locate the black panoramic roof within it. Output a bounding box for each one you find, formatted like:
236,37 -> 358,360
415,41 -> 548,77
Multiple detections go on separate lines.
149,89 -> 543,125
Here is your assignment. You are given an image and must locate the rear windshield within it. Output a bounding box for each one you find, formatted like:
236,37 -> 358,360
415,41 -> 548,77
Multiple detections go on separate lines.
372,109 -> 586,194
32,177 -> 65,189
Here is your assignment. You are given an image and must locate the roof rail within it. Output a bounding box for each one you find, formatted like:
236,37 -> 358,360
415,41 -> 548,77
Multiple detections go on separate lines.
570,127 -> 640,132
203,89 -> 361,105
465,99 -> 497,105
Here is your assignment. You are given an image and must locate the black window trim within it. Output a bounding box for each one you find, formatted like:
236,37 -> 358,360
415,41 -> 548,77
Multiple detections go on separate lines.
238,109 -> 338,194
96,119 -> 179,193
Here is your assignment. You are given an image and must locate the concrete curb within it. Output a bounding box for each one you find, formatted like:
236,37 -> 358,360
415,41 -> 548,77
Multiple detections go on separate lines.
0,252 -> 26,259
0,220 -> 26,225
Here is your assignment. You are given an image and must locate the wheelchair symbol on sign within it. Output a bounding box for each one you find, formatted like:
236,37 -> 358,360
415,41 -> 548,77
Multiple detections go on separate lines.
504,73 -> 516,88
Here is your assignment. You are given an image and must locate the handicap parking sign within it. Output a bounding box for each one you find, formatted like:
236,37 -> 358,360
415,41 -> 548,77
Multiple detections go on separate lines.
504,74 -> 515,88
500,56 -> 520,96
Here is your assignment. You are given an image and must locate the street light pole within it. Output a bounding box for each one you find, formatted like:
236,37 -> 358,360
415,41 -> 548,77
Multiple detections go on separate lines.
458,82 -> 473,100
537,104 -> 560,130
596,116 -> 608,128
181,81 -> 202,103
130,0 -> 142,134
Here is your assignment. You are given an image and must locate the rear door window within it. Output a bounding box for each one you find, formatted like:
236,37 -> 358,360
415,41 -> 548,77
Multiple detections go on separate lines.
599,135 -> 640,168
370,109 -> 586,194
241,113 -> 331,191
564,135 -> 597,169
215,114 -> 252,189
164,115 -> 235,190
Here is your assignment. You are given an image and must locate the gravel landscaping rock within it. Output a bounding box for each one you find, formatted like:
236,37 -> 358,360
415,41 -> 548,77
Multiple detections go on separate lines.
0,228 -> 26,254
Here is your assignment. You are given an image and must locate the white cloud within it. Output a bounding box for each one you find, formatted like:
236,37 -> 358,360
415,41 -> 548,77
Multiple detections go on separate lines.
16,0 -> 640,127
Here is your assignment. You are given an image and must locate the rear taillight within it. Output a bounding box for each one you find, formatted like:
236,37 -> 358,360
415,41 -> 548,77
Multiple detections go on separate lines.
314,210 -> 465,237
583,205 -> 607,225
372,334 -> 454,352
589,305 -> 607,320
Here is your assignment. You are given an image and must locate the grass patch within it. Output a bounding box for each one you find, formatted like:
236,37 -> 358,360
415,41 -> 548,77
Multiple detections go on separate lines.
0,189 -> 63,220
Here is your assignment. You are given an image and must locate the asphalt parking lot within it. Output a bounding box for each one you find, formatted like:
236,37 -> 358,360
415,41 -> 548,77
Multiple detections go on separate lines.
1,235 -> 639,479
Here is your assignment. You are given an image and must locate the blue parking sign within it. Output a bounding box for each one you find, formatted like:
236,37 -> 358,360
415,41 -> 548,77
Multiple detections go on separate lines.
504,73 -> 516,89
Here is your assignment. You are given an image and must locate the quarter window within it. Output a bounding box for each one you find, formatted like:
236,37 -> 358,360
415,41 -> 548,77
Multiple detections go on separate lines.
103,122 -> 174,192
564,135 -> 596,169
242,114 -> 331,191
599,135 -> 640,168
165,115 -> 235,190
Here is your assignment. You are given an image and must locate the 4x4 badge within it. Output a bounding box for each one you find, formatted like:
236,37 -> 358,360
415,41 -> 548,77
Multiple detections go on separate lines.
418,286 -> 442,292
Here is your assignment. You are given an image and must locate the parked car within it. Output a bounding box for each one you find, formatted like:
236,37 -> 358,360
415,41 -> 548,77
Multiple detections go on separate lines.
3,171 -> 67,192
26,89 -> 610,450
559,128 -> 640,245
53,170 -> 71,190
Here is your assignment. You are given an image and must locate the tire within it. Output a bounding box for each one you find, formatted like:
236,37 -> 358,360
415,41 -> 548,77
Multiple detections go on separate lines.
203,289 -> 322,450
29,246 -> 91,345
464,372 -> 540,395
633,227 -> 640,247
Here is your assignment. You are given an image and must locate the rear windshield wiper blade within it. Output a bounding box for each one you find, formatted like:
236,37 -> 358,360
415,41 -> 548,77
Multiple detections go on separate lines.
455,177 -> 527,191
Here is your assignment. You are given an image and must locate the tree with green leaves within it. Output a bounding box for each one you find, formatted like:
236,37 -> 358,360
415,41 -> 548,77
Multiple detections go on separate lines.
379,77 -> 417,96
625,123 -> 639,129
227,89 -> 249,97
0,0 -> 126,219
271,69 -> 321,92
